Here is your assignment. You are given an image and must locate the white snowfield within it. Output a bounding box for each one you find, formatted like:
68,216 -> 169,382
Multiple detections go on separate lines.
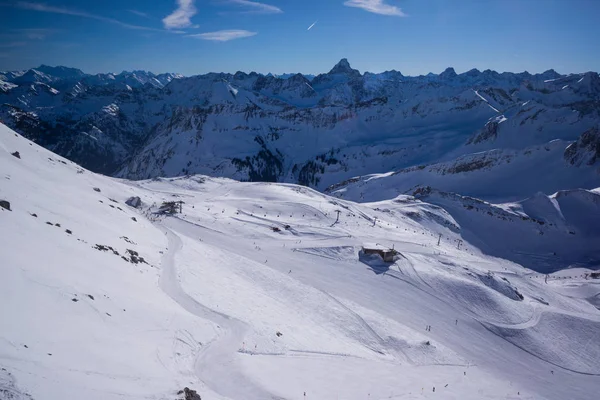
1,122 -> 600,400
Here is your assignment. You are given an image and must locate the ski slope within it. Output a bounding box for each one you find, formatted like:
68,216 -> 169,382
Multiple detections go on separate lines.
1,123 -> 600,399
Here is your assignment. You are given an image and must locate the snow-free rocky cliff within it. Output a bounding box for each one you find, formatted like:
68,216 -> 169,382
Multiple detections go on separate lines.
1,60 -> 599,200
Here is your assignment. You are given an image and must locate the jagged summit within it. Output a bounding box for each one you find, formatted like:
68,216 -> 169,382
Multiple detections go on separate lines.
328,58 -> 361,76
440,67 -> 457,79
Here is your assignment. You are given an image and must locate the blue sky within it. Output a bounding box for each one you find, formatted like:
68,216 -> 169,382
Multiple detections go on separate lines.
1,0 -> 599,76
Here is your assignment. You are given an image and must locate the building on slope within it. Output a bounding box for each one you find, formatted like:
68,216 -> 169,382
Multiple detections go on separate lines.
361,243 -> 399,262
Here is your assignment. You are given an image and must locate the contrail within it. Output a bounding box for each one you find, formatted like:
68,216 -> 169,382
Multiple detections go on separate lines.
307,20 -> 317,31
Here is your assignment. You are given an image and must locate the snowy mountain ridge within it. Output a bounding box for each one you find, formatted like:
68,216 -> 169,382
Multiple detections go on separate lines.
1,60 -> 599,202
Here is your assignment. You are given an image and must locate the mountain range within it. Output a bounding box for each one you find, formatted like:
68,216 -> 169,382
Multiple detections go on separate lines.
1,59 -> 599,202
1,122 -> 599,399
1,58 -> 600,400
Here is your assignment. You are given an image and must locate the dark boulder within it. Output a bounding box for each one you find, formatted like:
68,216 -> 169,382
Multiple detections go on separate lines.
125,196 -> 142,208
0,200 -> 10,211
183,387 -> 201,400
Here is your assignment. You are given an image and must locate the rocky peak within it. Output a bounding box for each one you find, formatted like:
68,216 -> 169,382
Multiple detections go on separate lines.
538,69 -> 561,81
440,67 -> 457,80
463,68 -> 481,77
328,58 -> 361,77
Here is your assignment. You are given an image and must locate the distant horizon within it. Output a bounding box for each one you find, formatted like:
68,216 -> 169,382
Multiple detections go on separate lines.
5,59 -> 596,78
1,1 -> 599,77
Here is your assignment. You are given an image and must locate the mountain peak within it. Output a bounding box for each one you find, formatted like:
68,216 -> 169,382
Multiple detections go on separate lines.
440,67 -> 457,79
464,68 -> 481,77
328,58 -> 361,76
35,64 -> 86,79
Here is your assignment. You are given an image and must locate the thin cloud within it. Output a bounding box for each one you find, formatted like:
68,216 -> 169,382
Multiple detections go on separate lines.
0,41 -> 27,48
13,28 -> 57,40
128,10 -> 151,19
343,0 -> 406,16
230,0 -> 282,14
14,2 -> 164,31
187,29 -> 257,42
163,0 -> 197,29
307,20 -> 318,31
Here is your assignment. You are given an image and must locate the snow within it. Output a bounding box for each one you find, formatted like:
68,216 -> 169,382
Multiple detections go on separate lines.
0,80 -> 18,91
474,90 -> 490,102
102,103 -> 120,116
2,60 -> 598,194
226,83 -> 238,96
1,123 -> 600,400
474,90 -> 500,113
328,139 -> 600,204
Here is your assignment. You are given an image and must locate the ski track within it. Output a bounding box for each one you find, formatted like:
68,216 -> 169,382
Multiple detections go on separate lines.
157,223 -> 284,400
478,321 -> 600,377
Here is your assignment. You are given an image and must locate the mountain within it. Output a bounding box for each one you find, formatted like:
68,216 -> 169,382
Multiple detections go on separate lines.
34,65 -> 87,80
272,72 -> 316,80
1,60 -> 599,201
326,129 -> 600,203
411,187 -> 600,272
2,123 -> 599,400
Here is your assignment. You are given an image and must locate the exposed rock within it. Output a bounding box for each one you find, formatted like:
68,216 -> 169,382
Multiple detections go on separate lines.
125,196 -> 142,208
183,387 -> 201,400
467,120 -> 500,145
11,151 -> 20,159
564,127 -> 600,166
125,249 -> 147,265
439,67 -> 457,80
93,187 -> 101,192
0,368 -> 34,400
0,200 -> 10,211
93,244 -> 120,255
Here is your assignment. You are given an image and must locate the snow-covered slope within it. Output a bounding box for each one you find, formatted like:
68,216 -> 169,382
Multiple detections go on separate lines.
2,62 -> 599,201
409,187 -> 600,272
327,131 -> 600,203
2,124 -> 600,400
